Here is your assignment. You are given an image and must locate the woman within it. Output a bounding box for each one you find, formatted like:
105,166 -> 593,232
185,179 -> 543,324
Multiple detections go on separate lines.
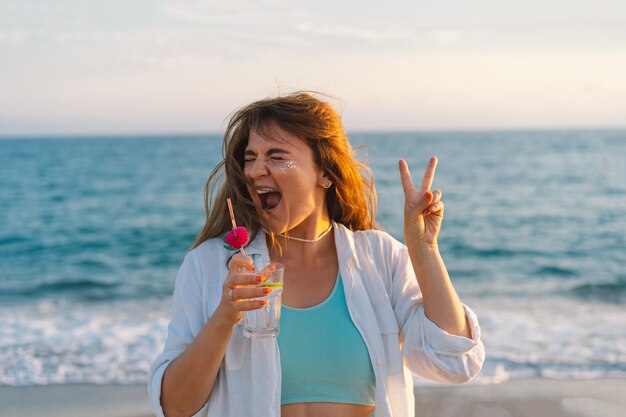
148,92 -> 485,417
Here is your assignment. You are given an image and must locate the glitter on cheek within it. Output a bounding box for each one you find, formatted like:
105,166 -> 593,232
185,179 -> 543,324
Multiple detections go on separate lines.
279,160 -> 297,173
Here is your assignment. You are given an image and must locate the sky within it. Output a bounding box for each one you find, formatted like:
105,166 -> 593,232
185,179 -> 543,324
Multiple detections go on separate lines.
1,0 -> 625,135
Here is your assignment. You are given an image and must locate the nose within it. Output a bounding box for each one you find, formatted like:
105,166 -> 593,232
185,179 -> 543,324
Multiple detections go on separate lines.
245,156 -> 270,179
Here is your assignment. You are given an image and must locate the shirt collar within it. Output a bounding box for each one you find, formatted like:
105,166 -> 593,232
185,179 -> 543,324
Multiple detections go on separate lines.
332,221 -> 361,270
243,229 -> 270,263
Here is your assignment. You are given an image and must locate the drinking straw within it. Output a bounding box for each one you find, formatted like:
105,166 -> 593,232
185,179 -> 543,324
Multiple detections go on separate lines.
226,197 -> 246,256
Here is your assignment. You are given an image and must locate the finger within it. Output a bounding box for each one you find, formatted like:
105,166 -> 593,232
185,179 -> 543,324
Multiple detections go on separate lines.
229,286 -> 272,300
228,272 -> 264,287
431,189 -> 442,204
423,201 -> 444,216
398,159 -> 418,197
420,156 -> 438,192
233,299 -> 268,311
257,263 -> 276,275
229,253 -> 255,272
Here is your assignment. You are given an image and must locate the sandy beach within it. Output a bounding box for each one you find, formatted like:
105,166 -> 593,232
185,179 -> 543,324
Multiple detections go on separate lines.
414,378 -> 625,417
1,378 -> 623,417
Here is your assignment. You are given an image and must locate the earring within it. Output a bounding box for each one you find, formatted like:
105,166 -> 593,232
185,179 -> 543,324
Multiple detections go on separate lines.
322,179 -> 332,189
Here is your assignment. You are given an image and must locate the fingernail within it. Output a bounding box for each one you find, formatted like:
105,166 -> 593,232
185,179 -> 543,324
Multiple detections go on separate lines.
424,191 -> 432,201
256,275 -> 263,283
262,288 -> 271,295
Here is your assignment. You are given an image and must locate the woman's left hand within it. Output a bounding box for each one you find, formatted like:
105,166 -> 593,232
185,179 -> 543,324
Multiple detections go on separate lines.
399,156 -> 443,247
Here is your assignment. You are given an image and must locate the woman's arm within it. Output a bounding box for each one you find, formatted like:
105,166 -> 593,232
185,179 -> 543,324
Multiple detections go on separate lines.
387,238 -> 484,383
398,157 -> 471,339
156,253 -> 268,417
406,244 -> 471,338
160,312 -> 235,417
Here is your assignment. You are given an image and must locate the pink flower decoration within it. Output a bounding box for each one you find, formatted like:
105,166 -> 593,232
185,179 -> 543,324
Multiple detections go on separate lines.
224,226 -> 249,250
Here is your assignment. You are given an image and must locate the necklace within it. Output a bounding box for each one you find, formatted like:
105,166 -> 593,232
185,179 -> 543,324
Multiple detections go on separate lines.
280,224 -> 333,243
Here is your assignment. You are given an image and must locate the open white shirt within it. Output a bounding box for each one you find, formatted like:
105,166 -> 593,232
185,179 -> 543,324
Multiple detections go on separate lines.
148,222 -> 485,417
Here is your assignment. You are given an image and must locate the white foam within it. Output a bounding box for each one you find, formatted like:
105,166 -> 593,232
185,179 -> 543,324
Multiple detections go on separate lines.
413,295 -> 626,386
2,294 -> 625,386
0,298 -> 169,386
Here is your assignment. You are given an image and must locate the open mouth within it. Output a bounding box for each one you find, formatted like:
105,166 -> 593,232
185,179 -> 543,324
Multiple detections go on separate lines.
256,187 -> 282,211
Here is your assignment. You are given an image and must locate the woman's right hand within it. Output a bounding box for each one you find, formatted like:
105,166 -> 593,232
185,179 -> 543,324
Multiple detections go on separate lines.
213,253 -> 272,327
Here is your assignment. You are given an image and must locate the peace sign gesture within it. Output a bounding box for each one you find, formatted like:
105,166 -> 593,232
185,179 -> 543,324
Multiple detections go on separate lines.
398,157 -> 444,247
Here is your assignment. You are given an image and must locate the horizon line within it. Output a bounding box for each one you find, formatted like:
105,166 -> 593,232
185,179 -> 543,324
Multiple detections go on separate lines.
1,125 -> 626,140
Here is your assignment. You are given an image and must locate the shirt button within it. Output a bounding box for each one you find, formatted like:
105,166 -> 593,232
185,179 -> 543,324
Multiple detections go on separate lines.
354,314 -> 360,320
376,360 -> 382,366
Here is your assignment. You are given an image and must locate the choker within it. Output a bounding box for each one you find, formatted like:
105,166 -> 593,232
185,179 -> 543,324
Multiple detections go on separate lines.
279,224 -> 333,243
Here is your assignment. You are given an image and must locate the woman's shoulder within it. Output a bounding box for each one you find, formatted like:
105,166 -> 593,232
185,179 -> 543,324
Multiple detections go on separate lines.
350,227 -> 405,250
182,236 -> 231,271
338,225 -> 407,260
340,226 -> 409,287
191,235 -> 228,252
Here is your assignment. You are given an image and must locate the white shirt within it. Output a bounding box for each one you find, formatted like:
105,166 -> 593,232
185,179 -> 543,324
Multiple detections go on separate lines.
148,222 -> 485,417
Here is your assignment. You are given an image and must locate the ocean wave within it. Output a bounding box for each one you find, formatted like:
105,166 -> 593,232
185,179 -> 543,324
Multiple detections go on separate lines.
0,235 -> 29,246
448,243 -> 547,259
2,296 -> 625,387
570,278 -> 626,304
0,278 -> 173,302
0,279 -> 118,298
0,298 -> 168,386
535,265 -> 579,277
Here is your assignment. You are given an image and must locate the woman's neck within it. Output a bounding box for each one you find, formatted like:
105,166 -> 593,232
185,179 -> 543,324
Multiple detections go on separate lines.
268,219 -> 336,266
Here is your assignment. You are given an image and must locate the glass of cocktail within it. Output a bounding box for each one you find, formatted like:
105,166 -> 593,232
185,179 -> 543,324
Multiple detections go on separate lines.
241,261 -> 284,338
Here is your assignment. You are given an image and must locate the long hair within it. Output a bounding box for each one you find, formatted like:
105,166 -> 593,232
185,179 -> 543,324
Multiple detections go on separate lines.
191,91 -> 378,250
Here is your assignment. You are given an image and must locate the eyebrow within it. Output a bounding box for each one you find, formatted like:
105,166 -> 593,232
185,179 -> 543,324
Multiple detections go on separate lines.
244,148 -> 290,156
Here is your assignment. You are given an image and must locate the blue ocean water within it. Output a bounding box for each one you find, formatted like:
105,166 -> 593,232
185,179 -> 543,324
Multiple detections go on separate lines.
1,131 -> 625,386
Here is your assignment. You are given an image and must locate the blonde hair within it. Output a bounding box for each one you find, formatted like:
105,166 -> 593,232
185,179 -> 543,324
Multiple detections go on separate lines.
191,91 -> 378,250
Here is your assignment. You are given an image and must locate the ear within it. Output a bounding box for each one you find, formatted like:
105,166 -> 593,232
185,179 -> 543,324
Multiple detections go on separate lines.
319,171 -> 333,189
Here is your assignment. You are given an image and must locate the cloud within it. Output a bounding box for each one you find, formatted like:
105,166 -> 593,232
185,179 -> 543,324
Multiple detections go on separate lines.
159,0 -> 299,25
428,29 -> 459,45
294,22 -> 415,43
0,30 -> 28,44
159,2 -> 223,25
127,52 -> 224,69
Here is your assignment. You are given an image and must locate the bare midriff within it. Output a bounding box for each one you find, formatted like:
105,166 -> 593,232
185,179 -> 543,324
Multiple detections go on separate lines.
281,402 -> 374,417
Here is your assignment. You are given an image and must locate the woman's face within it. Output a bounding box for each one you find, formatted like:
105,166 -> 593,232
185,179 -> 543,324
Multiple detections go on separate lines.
243,123 -> 328,235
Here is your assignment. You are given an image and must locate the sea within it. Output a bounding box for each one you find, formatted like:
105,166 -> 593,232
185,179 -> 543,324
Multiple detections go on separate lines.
1,130 -> 625,387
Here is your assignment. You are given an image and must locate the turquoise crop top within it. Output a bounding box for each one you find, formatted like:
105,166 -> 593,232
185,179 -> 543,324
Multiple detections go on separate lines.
277,273 -> 376,406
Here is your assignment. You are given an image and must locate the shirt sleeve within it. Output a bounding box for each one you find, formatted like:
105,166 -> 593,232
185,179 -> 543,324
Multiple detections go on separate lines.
389,240 -> 486,383
147,252 -> 206,417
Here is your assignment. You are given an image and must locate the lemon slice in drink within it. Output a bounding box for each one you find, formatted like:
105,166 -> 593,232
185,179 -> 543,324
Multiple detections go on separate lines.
258,282 -> 284,288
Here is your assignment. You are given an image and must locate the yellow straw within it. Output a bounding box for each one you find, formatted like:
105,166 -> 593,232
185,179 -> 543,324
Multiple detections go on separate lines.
226,198 -> 237,229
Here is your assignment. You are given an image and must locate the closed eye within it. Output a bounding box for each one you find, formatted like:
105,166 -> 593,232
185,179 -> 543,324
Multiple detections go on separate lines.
244,156 -> 284,165
244,149 -> 289,166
